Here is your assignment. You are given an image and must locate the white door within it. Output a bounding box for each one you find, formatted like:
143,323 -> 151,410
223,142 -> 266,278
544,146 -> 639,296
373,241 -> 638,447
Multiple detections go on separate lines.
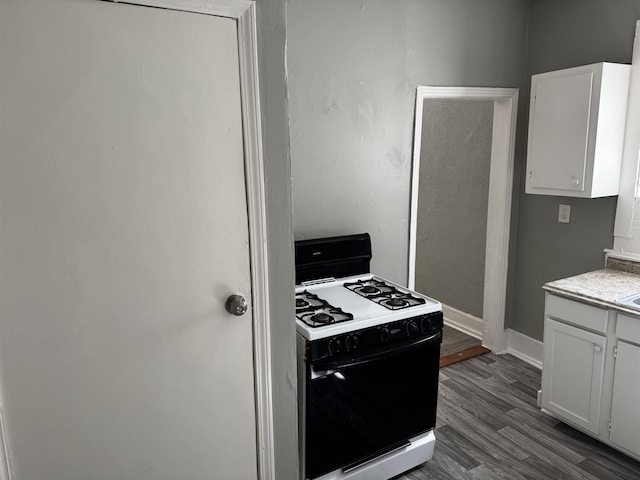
0,1 -> 258,479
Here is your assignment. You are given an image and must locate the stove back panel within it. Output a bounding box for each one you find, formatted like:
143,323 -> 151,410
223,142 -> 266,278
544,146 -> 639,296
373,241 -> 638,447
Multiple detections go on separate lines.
295,233 -> 372,284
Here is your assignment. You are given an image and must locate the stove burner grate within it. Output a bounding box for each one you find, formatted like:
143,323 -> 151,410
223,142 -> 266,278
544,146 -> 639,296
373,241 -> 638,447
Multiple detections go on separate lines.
311,312 -> 333,324
295,291 -> 354,328
344,278 -> 426,310
298,307 -> 354,328
360,285 -> 380,295
386,297 -> 408,308
296,291 -> 329,313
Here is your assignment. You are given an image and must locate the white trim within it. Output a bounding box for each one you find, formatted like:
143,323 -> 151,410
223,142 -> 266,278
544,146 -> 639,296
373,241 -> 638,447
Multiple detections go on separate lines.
101,1 -> 275,479
236,5 -> 275,480
484,93 -> 518,353
408,86 -> 518,354
613,20 -> 640,242
106,0 -> 252,18
0,407 -> 10,480
503,329 -> 543,370
604,248 -> 640,263
441,304 -> 483,340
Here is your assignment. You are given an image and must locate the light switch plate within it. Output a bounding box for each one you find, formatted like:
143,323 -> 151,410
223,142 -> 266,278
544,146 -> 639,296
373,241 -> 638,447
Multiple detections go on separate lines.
558,204 -> 571,223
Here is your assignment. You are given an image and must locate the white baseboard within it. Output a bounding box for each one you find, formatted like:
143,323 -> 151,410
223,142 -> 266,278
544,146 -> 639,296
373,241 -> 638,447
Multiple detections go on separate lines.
441,304 -> 483,340
0,406 -> 11,480
441,306 -> 543,370
503,328 -> 543,370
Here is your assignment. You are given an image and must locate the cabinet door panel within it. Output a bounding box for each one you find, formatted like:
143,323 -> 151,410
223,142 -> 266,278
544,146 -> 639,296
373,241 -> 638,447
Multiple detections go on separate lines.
529,72 -> 593,191
541,318 -> 606,434
610,341 -> 640,456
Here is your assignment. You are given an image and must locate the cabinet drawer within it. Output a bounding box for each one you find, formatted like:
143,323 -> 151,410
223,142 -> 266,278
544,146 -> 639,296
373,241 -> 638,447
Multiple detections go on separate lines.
546,294 -> 608,333
616,314 -> 640,345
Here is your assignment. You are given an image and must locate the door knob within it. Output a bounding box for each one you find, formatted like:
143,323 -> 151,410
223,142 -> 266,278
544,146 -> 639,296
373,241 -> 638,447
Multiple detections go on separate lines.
225,294 -> 248,316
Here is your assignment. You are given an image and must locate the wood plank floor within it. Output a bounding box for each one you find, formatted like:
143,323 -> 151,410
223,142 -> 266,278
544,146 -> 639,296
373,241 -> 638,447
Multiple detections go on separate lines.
440,325 -> 489,368
440,345 -> 491,369
440,325 -> 482,356
397,353 -> 640,480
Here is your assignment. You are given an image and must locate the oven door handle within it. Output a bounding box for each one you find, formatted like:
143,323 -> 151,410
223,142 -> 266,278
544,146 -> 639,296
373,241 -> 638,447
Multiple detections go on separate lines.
312,330 -> 442,372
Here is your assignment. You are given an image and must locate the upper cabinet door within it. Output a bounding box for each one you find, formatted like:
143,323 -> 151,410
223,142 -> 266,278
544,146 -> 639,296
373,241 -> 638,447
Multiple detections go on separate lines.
529,72 -> 593,192
526,63 -> 631,198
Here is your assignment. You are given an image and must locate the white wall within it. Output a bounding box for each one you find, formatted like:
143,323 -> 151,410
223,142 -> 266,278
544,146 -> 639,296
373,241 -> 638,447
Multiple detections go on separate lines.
287,0 -> 528,284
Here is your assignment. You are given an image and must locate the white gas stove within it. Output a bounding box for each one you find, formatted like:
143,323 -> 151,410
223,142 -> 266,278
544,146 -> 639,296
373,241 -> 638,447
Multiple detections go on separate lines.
295,234 -> 443,480
295,274 -> 442,341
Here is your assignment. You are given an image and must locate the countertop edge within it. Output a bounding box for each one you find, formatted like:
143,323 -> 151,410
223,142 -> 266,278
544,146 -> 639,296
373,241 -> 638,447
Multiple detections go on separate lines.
543,285 -> 640,317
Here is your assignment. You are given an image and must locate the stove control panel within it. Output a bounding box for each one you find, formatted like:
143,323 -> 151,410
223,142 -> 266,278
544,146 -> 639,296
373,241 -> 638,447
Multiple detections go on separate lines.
307,311 -> 443,362
327,333 -> 361,355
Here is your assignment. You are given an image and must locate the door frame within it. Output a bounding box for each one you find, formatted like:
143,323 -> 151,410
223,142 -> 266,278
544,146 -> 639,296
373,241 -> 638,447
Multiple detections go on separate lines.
86,1 -> 272,479
408,86 -> 518,353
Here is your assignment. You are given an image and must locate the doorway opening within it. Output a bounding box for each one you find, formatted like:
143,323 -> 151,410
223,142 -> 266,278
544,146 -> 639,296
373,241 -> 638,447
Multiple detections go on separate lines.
408,87 -> 518,354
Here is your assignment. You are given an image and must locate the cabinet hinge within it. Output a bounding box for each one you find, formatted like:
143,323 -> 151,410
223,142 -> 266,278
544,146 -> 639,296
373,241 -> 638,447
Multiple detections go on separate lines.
608,421 -> 612,432
533,93 -> 536,102
614,346 -> 617,359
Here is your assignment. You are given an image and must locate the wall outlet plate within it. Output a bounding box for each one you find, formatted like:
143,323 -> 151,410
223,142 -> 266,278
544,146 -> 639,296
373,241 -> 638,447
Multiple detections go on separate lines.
558,204 -> 571,223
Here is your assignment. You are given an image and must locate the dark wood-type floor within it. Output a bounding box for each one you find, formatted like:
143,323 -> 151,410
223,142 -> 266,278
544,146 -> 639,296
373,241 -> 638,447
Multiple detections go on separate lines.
398,353 -> 640,480
439,325 -> 490,368
440,325 -> 482,356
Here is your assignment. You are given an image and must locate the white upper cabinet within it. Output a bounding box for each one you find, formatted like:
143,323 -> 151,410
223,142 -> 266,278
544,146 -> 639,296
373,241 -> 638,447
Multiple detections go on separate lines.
526,62 -> 631,198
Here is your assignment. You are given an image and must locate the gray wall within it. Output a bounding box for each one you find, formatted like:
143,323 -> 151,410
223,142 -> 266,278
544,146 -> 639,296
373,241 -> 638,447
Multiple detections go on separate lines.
415,99 -> 493,318
510,0 -> 640,340
287,0 -> 528,285
256,1 -> 298,478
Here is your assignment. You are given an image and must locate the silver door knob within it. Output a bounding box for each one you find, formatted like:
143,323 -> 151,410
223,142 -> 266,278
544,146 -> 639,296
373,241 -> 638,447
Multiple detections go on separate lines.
226,294 -> 248,316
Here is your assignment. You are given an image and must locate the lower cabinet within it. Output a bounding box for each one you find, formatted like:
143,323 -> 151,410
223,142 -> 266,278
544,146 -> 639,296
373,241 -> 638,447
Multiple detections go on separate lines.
610,340 -> 640,455
541,318 -> 606,435
541,294 -> 640,461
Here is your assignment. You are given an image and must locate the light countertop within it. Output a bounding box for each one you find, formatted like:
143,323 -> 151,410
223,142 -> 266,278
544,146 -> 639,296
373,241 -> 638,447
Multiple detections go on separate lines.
543,268 -> 640,316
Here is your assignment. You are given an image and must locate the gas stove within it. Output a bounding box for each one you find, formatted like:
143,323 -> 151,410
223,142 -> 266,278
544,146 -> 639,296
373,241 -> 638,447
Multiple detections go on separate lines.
295,274 -> 441,341
295,233 -> 443,480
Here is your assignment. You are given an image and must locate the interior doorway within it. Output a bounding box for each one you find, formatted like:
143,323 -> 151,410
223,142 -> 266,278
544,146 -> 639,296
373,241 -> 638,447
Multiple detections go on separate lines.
408,87 -> 518,353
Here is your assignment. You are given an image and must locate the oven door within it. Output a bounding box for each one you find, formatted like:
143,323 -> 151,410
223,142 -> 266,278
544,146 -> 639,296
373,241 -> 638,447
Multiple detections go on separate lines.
305,329 -> 442,479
